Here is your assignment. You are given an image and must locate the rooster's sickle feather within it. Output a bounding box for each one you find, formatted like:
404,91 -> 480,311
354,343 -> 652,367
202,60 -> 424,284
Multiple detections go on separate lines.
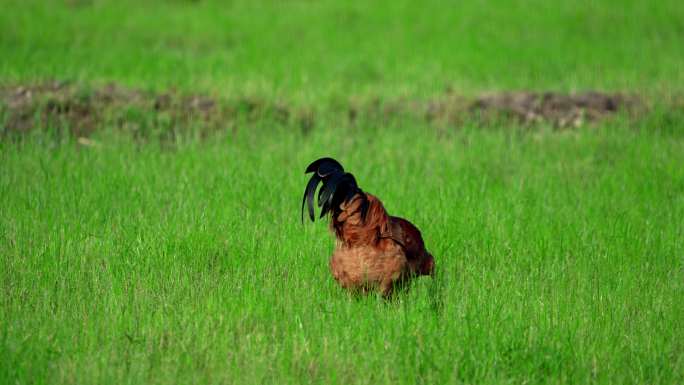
301,157 -> 367,222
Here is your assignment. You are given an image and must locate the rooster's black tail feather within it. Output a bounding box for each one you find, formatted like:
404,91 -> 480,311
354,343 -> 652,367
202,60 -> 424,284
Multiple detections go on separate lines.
301,157 -> 366,222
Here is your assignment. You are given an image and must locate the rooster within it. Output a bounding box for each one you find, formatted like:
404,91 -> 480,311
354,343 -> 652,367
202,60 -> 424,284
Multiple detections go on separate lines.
302,157 -> 435,296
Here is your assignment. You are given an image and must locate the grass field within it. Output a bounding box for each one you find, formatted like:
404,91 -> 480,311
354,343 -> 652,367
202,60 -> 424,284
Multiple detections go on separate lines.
2,0 -> 684,98
2,1 -> 684,384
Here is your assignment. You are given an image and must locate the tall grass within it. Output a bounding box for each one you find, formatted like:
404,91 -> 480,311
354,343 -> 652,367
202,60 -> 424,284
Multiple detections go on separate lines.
2,0 -> 684,383
2,122 -> 683,384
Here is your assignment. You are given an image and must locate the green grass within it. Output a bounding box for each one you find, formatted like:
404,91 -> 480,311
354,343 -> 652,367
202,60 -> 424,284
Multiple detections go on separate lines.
2,1 -> 684,384
2,0 -> 684,99
2,124 -> 683,384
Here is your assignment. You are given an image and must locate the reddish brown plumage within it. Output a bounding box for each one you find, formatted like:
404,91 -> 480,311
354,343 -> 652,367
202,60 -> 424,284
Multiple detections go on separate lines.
303,158 -> 434,296
328,193 -> 434,296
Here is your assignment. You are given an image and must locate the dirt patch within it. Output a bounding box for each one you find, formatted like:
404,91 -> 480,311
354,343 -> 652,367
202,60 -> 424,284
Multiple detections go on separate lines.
343,91 -> 643,128
0,81 -> 231,138
0,81 -> 646,139
472,91 -> 642,128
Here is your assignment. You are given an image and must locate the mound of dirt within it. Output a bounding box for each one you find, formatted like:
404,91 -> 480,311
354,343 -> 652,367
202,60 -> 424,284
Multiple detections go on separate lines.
0,81 -> 224,138
472,91 -> 642,128
0,81 -> 645,138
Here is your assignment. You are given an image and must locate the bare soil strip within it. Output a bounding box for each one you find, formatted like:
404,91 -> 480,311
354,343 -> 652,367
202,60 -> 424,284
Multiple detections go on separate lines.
1,81 -> 647,137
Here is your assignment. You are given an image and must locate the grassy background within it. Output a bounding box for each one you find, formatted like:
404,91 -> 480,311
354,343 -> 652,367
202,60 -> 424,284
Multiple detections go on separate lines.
2,0 -> 684,99
2,1 -> 684,384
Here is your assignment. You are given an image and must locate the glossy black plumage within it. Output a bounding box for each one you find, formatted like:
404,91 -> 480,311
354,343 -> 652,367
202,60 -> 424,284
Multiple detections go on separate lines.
301,157 -> 367,222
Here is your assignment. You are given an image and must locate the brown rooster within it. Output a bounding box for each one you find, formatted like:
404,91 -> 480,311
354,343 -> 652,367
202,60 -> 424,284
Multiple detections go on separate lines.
302,157 -> 435,296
